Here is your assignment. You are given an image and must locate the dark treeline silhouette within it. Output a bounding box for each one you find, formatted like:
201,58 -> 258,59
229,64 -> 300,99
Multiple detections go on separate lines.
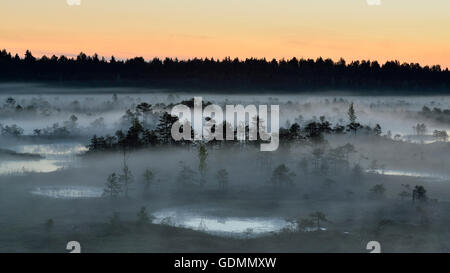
1,49 -> 449,92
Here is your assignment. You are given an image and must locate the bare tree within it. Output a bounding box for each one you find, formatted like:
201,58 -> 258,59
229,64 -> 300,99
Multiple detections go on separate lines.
119,150 -> 133,197
309,212 -> 328,231
198,145 -> 208,186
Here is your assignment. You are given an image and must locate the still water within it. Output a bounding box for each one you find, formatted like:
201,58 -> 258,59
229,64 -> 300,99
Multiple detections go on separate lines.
31,185 -> 103,199
0,143 -> 87,175
152,208 -> 291,237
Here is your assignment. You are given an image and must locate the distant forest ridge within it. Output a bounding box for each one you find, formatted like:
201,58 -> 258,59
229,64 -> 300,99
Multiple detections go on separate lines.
1,49 -> 449,93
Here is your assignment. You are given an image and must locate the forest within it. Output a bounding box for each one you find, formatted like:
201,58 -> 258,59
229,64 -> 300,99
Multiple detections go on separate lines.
1,49 -> 449,92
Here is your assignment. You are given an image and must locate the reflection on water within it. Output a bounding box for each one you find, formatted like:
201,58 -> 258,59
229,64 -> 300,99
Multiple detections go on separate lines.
304,227 -> 328,232
402,135 -> 438,144
371,169 -> 449,182
0,143 -> 86,175
152,208 -> 289,237
31,186 -> 103,199
13,144 -> 88,156
0,160 -> 61,175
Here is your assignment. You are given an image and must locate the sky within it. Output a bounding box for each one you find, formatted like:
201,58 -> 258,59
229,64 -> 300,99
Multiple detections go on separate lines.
1,0 -> 449,68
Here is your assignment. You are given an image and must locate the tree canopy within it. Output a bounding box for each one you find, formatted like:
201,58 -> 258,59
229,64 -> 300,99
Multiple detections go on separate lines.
1,49 -> 449,93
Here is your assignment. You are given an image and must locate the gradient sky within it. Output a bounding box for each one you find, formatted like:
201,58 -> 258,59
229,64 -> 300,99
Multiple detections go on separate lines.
1,0 -> 449,67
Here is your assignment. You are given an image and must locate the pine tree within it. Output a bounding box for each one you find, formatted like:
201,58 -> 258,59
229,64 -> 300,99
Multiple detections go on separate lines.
136,207 -> 152,227
119,164 -> 133,197
413,185 -> 427,202
126,117 -> 144,148
347,103 -> 361,135
155,112 -> 179,144
374,124 -> 382,136
88,135 -> 99,151
348,103 -> 357,124
309,212 -> 328,231
143,129 -> 158,146
271,164 -> 295,188
103,173 -> 121,197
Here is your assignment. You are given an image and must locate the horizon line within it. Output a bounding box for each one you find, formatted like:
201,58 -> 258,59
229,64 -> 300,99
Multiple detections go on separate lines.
2,48 -> 448,71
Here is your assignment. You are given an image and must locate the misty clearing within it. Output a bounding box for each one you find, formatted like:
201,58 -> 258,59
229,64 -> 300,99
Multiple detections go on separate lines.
1,84 -> 450,252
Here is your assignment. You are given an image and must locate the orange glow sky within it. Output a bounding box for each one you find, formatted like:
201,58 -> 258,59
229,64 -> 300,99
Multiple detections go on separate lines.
1,0 -> 449,68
